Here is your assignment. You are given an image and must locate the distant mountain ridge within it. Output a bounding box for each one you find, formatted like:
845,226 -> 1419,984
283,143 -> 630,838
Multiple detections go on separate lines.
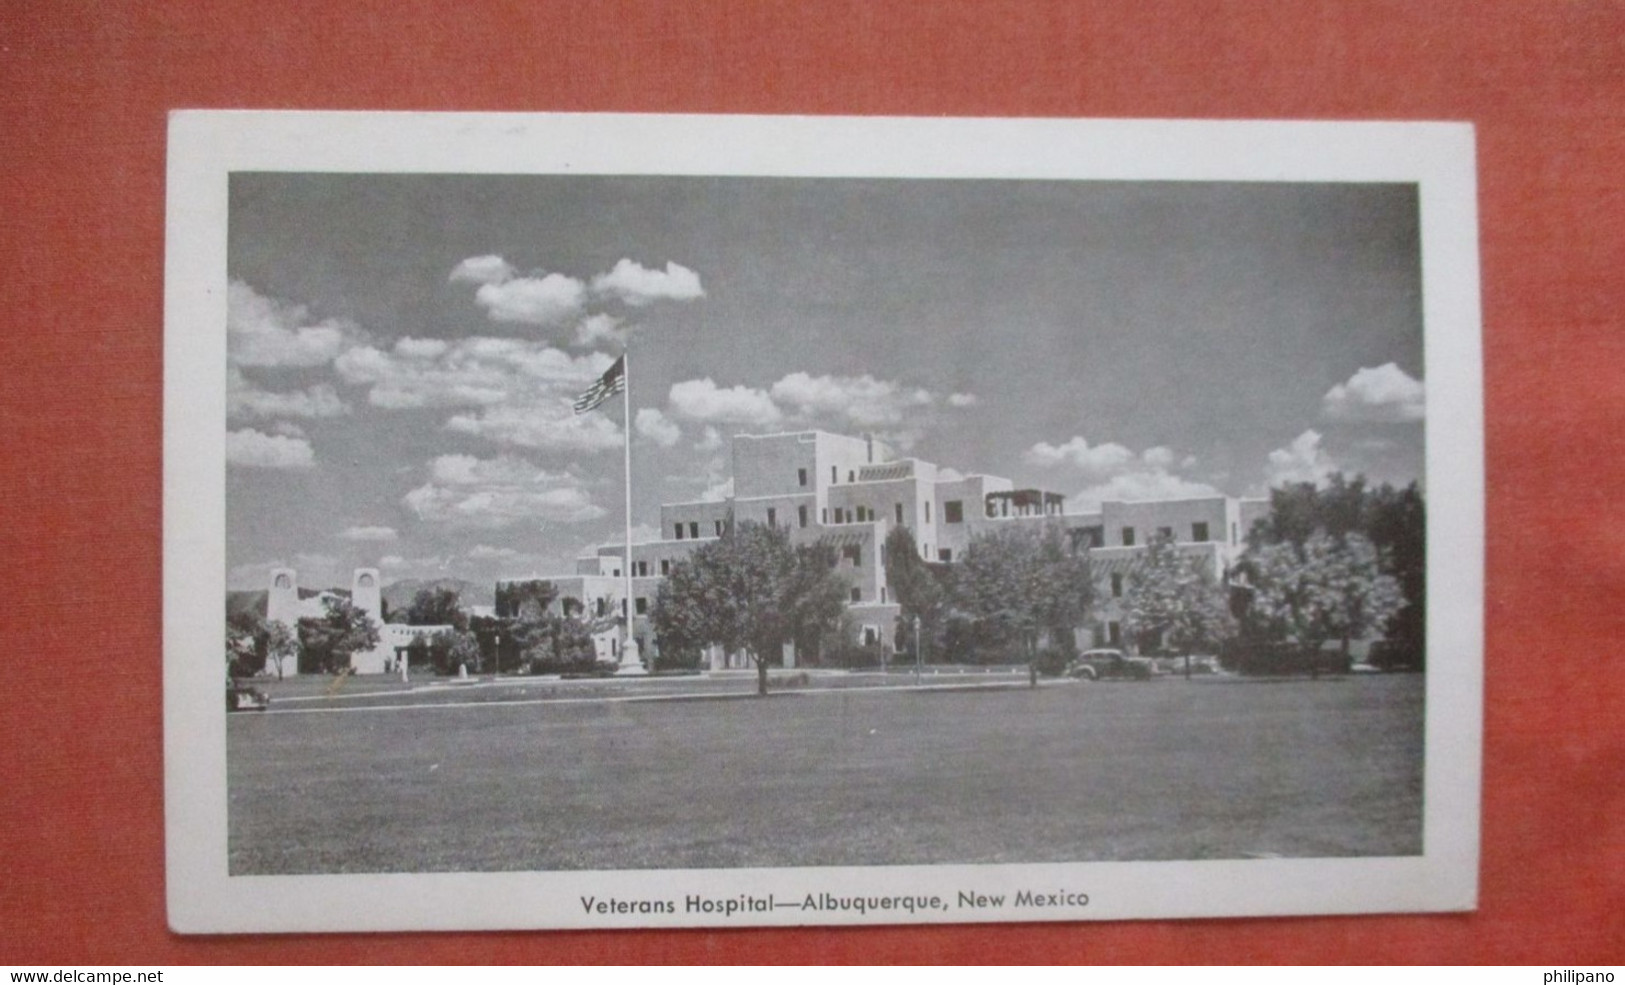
381,577 -> 495,614
227,578 -> 493,619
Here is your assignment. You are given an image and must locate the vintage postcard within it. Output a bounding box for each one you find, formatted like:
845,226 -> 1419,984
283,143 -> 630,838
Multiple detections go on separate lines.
164,112 -> 1483,932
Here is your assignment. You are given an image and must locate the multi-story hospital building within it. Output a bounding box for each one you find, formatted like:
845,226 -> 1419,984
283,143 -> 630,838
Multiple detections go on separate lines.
499,430 -> 1270,670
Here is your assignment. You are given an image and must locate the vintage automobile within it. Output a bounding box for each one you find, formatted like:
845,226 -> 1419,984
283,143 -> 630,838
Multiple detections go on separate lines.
1067,648 -> 1155,681
227,681 -> 270,712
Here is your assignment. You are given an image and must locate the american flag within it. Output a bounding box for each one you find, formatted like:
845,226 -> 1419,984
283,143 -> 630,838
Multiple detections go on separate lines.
572,355 -> 625,415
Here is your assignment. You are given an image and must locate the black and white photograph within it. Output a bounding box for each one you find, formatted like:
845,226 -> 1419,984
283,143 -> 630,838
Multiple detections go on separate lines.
164,113 -> 1483,932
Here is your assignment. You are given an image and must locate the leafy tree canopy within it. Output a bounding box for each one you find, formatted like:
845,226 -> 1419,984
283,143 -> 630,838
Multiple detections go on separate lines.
296,596 -> 381,675
1122,531 -> 1236,674
653,520 -> 847,694
406,586 -> 468,631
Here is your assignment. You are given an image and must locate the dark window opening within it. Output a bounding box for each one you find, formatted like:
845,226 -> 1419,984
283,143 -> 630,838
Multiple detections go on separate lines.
851,588 -> 862,603
635,597 -> 648,615
1192,521 -> 1210,543
842,545 -> 861,566
660,560 -> 670,576
1121,527 -> 1135,547
1111,573 -> 1123,598
798,505 -> 808,528
895,503 -> 904,524
674,524 -> 684,540
944,500 -> 963,524
766,507 -> 777,528
689,521 -> 700,539
938,548 -> 952,562
1158,526 -> 1174,540
798,468 -> 808,487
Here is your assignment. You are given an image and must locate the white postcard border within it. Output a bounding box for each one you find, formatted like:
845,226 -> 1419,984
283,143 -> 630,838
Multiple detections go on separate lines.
164,112 -> 1482,933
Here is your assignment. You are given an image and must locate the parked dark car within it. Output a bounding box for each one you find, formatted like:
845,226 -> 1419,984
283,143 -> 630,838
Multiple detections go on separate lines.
1067,648 -> 1155,681
227,681 -> 270,712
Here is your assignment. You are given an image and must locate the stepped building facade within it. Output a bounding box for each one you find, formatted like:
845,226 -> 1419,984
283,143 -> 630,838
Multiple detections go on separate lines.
500,430 -> 1270,671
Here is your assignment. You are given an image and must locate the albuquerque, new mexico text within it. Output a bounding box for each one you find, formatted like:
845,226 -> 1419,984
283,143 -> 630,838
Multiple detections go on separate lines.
581,889 -> 1091,919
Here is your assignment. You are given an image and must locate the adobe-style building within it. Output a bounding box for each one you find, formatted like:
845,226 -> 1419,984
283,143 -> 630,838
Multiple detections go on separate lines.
263,566 -> 447,676
500,430 -> 1270,670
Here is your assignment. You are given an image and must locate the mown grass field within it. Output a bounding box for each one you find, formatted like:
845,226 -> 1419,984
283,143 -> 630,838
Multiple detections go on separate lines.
227,674 -> 1423,874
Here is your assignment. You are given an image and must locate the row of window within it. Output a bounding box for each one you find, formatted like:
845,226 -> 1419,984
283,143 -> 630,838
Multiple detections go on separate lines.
672,519 -> 726,541
1115,521 -> 1215,547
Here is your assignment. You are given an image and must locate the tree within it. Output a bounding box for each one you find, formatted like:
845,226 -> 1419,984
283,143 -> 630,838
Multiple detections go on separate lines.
296,597 -> 381,675
883,525 -> 949,662
953,523 -> 1093,667
1247,531 -> 1403,675
405,586 -> 468,631
226,609 -> 299,679
422,628 -> 483,676
652,521 -> 846,695
1122,531 -> 1236,678
1248,473 -> 1426,668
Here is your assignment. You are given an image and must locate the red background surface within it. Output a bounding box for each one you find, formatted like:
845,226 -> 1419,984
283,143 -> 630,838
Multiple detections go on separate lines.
2,0 -> 1621,965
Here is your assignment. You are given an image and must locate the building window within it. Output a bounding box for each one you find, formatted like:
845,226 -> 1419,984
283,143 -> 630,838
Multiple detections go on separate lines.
881,587 -> 887,603
611,638 -> 619,657
689,521 -> 700,539
863,626 -> 877,645
595,598 -> 606,617
621,598 -> 628,616
635,561 -> 648,577
895,503 -> 904,524
842,545 -> 861,566
660,559 -> 671,576
767,507 -> 777,528
848,470 -> 855,483
851,587 -> 862,602
822,508 -> 828,524
798,504 -> 808,528
1107,620 -> 1121,645
611,567 -> 621,578
831,466 -> 837,484
938,548 -> 952,562
1158,526 -> 1174,540
1087,528 -> 1105,548
674,523 -> 684,540
798,467 -> 808,487
944,500 -> 963,524
714,520 -> 723,536
925,502 -> 932,524
635,597 -> 648,615
1192,522 -> 1210,543
1121,527 -> 1135,546
1232,522 -> 1239,545
1111,573 -> 1123,598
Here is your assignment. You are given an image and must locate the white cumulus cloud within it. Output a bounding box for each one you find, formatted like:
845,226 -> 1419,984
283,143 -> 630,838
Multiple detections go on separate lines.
668,378 -> 783,426
227,368 -> 350,421
947,393 -> 980,408
635,408 -> 682,448
337,525 -> 397,542
770,372 -> 934,430
1024,436 -> 1136,475
591,258 -> 705,306
448,255 -> 517,285
573,313 -> 626,348
1071,473 -> 1221,510
226,428 -> 315,469
1027,435 -> 1219,510
333,337 -> 624,453
1322,363 -> 1425,422
403,454 -> 606,529
227,280 -> 362,368
1264,429 -> 1341,487
474,272 -> 586,325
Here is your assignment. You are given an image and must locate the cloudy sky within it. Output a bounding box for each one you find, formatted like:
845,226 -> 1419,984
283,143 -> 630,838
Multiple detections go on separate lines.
226,175 -> 1424,590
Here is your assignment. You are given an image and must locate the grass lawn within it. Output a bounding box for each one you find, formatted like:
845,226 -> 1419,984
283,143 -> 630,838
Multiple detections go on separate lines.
227,674 -> 1423,874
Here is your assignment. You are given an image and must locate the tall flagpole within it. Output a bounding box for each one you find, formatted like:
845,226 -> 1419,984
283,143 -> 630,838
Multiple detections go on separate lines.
616,343 -> 646,675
